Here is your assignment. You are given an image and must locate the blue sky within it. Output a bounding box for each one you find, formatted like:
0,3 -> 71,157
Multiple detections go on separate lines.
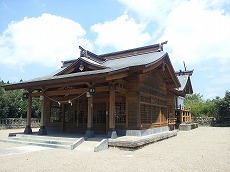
0,0 -> 230,99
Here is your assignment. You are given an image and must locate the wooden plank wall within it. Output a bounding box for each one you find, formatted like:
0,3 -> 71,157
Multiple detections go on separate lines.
138,70 -> 168,129
126,74 -> 140,129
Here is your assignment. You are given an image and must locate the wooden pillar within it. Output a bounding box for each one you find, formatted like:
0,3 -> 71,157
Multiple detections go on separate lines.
85,94 -> 95,138
24,95 -> 33,134
87,95 -> 93,129
109,87 -> 115,129
38,95 -> 47,135
107,85 -> 117,139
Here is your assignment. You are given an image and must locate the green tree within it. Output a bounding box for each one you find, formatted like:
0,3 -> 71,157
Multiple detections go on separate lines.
32,98 -> 41,118
184,93 -> 219,117
184,93 -> 204,117
0,80 -> 6,118
2,89 -> 27,118
0,79 -> 41,118
201,99 -> 219,117
216,91 -> 230,121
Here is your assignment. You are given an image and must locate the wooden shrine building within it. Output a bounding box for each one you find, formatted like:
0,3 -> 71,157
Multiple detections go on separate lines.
174,70 -> 193,126
2,42 -> 193,138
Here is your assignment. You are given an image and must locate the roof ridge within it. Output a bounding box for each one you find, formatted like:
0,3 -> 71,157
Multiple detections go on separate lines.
98,41 -> 167,58
103,50 -> 164,62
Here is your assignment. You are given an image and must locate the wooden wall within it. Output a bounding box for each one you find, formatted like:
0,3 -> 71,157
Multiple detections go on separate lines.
138,69 -> 168,129
126,74 -> 140,129
42,68 -> 174,132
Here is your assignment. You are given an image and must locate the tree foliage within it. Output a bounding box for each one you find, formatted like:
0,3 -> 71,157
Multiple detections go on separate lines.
0,80 -> 40,118
215,91 -> 230,120
185,91 -> 229,119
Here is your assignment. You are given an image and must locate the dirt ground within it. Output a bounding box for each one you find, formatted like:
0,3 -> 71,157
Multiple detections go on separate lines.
0,127 -> 230,172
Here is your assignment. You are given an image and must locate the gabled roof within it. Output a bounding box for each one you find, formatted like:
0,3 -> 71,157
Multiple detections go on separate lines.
2,42 -> 181,91
55,57 -> 106,76
175,70 -> 194,96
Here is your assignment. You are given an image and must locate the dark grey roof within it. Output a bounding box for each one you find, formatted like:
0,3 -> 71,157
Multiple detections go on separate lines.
103,51 -> 166,69
3,51 -> 168,88
40,51 -> 166,82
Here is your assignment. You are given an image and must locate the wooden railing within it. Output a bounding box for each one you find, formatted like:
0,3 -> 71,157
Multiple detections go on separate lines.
0,118 -> 40,129
168,118 -> 177,125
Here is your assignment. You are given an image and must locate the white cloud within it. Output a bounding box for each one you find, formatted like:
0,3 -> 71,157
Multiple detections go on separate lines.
117,0 -> 230,65
118,0 -> 178,24
0,13 -> 92,67
117,0 -> 230,98
91,14 -> 151,50
159,0 -> 230,65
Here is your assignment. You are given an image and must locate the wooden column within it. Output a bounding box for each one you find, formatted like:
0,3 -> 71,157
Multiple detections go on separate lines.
109,87 -> 115,129
87,95 -> 93,129
38,95 -> 47,135
107,85 -> 117,139
85,94 -> 95,138
24,95 -> 33,134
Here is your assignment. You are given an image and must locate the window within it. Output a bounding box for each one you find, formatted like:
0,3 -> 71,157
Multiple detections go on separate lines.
152,106 -> 160,123
140,104 -> 151,124
50,103 -> 62,123
115,100 -> 126,124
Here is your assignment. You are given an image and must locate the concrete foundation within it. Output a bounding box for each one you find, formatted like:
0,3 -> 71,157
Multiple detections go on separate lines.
109,130 -> 177,149
38,126 -> 47,135
116,126 -> 170,136
85,130 -> 95,138
94,139 -> 108,152
24,125 -> 32,134
179,123 -> 198,131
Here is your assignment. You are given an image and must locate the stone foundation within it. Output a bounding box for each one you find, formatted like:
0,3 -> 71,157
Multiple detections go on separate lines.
109,130 -> 177,149
179,123 -> 198,131
116,126 -> 170,136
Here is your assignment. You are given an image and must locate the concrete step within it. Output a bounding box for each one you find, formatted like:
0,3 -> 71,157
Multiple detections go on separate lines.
15,134 -> 79,141
1,134 -> 85,150
9,136 -> 76,145
75,141 -> 100,151
1,133 -> 108,151
75,138 -> 108,152
0,139 -> 71,149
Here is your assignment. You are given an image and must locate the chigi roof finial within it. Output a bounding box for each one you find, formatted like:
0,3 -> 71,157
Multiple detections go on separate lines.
79,46 -> 90,58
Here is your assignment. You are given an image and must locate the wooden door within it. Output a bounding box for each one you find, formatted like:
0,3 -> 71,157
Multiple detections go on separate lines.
63,99 -> 87,133
93,102 -> 106,134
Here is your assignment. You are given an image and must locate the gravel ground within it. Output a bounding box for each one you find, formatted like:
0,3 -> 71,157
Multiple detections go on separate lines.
0,127 -> 230,172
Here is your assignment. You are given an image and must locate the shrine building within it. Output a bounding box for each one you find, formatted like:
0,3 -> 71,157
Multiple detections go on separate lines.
2,42 -> 193,138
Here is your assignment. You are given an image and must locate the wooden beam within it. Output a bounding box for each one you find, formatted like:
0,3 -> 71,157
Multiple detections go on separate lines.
106,71 -> 129,81
142,61 -> 162,73
43,82 -> 91,90
31,86 -> 110,97
31,88 -> 88,97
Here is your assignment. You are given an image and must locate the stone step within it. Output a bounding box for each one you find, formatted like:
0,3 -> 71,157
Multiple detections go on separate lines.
15,134 -> 80,141
1,133 -> 108,151
8,137 -> 75,145
74,140 -> 100,151
0,139 -> 72,149
74,138 -> 108,152
108,130 -> 178,150
1,134 -> 85,150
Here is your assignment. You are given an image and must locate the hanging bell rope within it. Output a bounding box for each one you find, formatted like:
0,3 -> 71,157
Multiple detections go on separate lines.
42,90 -> 88,106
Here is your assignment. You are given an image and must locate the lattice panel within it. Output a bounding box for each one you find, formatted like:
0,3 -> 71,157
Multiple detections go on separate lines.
161,107 -> 168,122
115,101 -> 126,124
65,111 -> 75,123
50,102 -> 62,123
152,106 -> 160,123
140,95 -> 151,103
140,104 -> 151,124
